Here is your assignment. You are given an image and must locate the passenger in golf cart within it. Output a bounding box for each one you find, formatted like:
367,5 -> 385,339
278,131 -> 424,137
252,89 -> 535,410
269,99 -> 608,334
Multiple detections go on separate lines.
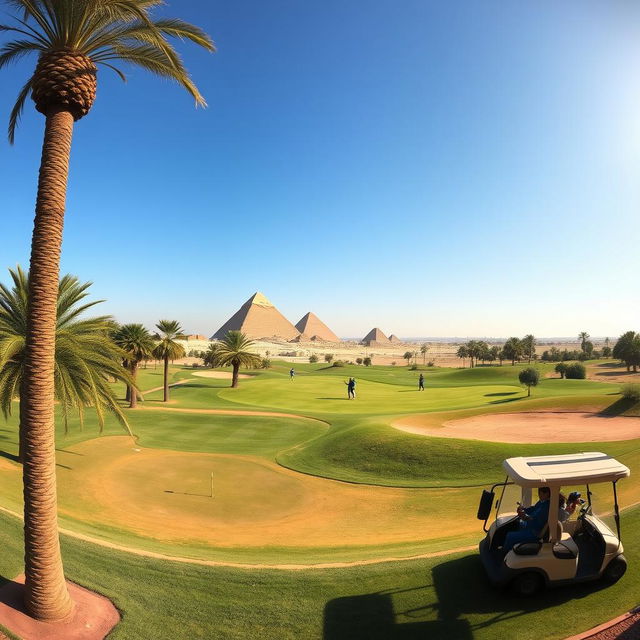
477,452 -> 630,596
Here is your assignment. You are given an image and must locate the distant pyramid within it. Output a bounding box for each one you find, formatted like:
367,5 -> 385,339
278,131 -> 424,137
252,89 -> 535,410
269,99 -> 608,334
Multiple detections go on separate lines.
295,312 -> 340,343
211,292 -> 300,340
389,334 -> 402,344
361,328 -> 390,347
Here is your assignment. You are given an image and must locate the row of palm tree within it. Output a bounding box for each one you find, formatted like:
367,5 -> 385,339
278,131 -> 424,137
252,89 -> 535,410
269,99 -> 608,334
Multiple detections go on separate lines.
113,320 -> 187,405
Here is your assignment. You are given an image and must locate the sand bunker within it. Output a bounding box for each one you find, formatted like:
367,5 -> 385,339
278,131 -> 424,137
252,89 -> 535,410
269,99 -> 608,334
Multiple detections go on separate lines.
392,412 -> 640,443
192,371 -> 251,379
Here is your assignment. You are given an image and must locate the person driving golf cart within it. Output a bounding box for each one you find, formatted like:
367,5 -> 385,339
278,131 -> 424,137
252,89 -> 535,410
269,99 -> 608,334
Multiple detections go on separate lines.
477,452 -> 630,596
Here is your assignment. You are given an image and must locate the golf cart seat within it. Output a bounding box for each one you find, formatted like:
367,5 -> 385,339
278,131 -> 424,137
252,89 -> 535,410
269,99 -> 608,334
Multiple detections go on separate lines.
513,521 -> 563,556
553,532 -> 579,559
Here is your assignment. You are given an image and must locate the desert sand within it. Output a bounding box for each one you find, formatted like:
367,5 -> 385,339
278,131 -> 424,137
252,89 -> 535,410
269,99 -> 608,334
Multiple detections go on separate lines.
192,371 -> 251,379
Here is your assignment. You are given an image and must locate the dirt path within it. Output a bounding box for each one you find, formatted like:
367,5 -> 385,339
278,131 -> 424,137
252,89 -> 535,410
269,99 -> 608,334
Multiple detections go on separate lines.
392,411 -> 640,443
0,503 -> 472,570
137,405 -> 328,424
142,379 -> 192,396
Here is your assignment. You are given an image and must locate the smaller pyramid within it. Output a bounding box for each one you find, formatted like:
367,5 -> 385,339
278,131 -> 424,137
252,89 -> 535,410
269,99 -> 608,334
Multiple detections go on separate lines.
361,328 -> 390,347
389,334 -> 402,344
295,312 -> 340,343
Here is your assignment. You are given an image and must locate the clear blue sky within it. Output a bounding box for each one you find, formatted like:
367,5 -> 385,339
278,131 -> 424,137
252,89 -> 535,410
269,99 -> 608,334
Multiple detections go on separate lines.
1,1 -> 639,338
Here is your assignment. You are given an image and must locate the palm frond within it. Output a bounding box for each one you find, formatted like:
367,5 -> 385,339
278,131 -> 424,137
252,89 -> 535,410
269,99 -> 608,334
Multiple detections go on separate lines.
0,39 -> 44,69
8,77 -> 34,144
0,266 -> 133,435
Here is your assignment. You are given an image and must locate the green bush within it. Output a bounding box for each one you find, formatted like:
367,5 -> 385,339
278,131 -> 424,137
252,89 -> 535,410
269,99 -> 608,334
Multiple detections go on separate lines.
565,363 -> 586,379
554,362 -> 568,378
518,367 -> 540,396
332,360 -> 345,367
409,364 -> 418,371
260,358 -> 271,369
309,354 -> 318,364
363,357 -> 372,367
621,383 -> 640,402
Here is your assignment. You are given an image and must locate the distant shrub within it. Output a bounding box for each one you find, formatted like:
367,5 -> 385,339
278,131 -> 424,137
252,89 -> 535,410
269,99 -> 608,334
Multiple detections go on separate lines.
332,360 -> 345,367
309,354 -> 318,363
565,363 -> 586,379
191,362 -> 199,368
555,363 -> 568,379
356,357 -> 363,365
577,352 -> 589,362
602,346 -> 612,358
278,351 -> 297,357
518,367 -> 540,396
427,361 -> 435,367
324,354 -> 334,363
260,358 -> 271,369
621,384 -> 640,402
391,361 -> 396,366
409,364 -> 418,371
363,357 -> 372,367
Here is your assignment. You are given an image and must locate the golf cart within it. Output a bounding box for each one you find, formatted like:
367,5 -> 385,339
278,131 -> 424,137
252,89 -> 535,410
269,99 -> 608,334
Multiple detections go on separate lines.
477,452 -> 630,596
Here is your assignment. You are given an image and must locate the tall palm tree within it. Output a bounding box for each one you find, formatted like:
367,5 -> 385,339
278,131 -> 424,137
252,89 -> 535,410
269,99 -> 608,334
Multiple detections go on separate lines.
420,343 -> 428,366
112,323 -> 154,408
0,266 -> 132,453
215,331 -> 262,388
153,320 -> 185,401
1,0 -> 213,621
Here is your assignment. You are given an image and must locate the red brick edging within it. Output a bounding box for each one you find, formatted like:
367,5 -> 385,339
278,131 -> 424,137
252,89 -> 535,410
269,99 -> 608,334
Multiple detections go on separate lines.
565,606 -> 640,640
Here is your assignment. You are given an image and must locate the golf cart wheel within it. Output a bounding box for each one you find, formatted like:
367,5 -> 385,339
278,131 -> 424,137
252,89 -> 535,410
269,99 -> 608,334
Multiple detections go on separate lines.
602,555 -> 627,584
511,572 -> 543,597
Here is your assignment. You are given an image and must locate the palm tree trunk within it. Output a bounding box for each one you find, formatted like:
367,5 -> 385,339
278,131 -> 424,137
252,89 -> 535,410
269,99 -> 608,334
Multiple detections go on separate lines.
22,108 -> 74,621
163,356 -> 169,402
130,361 -> 138,409
231,363 -> 239,388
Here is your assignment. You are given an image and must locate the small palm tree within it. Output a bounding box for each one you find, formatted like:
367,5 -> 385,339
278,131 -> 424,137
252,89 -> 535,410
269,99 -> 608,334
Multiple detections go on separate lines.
113,324 -> 155,408
0,267 -> 132,455
1,0 -> 213,620
579,331 -> 590,353
203,342 -> 222,368
215,331 -> 262,388
153,320 -> 186,401
403,351 -> 413,366
420,343 -> 428,365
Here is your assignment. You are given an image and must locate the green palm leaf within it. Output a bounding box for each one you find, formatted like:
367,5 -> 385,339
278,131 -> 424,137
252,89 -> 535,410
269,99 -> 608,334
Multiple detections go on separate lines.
0,266 -> 133,436
2,0 -> 215,141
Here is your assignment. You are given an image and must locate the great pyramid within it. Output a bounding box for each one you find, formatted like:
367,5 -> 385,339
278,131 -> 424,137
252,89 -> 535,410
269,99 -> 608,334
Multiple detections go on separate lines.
211,292 -> 300,341
361,328 -> 390,347
295,312 -> 341,343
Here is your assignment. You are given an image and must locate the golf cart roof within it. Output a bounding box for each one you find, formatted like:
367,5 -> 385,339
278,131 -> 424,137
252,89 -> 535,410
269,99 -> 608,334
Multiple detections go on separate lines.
503,452 -> 630,487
